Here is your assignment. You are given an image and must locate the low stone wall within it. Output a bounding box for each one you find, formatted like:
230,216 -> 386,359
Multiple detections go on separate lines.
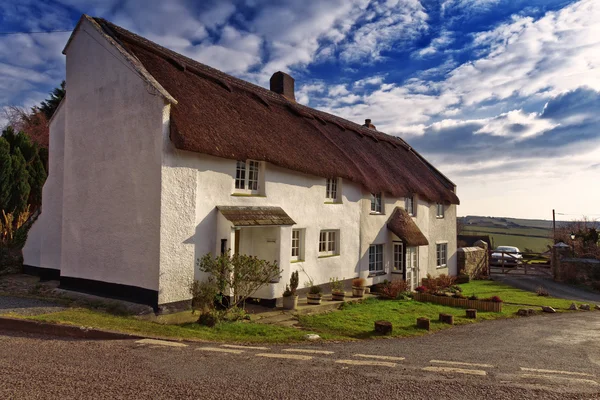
557,257 -> 600,290
457,246 -> 488,279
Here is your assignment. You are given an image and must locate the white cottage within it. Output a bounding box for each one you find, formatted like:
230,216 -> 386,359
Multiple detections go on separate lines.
23,15 -> 459,312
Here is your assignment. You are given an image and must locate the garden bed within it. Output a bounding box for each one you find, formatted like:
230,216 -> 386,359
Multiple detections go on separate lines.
413,292 -> 502,312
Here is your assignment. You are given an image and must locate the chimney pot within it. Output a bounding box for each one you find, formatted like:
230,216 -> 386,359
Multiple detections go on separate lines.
270,71 -> 295,101
362,118 -> 376,130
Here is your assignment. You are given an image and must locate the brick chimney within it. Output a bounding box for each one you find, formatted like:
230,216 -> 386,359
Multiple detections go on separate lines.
363,119 -> 376,130
270,71 -> 295,101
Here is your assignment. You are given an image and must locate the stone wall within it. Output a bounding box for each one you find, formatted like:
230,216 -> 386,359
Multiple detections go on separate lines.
457,243 -> 488,279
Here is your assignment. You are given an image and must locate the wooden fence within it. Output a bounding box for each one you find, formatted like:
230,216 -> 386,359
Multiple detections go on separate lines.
413,292 -> 502,312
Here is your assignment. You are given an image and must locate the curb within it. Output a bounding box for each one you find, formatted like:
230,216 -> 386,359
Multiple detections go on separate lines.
0,317 -> 143,340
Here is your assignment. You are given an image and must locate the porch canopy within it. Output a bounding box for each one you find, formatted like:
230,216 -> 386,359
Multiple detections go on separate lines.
217,206 -> 295,226
387,207 -> 429,246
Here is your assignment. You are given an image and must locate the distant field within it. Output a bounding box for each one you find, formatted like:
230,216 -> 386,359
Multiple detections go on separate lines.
462,226 -> 552,252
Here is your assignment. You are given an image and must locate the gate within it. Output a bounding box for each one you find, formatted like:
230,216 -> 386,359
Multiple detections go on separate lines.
489,250 -> 552,277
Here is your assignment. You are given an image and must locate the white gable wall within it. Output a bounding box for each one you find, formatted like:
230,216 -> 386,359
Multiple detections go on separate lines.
59,18 -> 165,291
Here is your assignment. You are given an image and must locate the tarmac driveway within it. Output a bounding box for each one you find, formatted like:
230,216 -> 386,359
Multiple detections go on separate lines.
0,295 -> 66,316
492,275 -> 600,303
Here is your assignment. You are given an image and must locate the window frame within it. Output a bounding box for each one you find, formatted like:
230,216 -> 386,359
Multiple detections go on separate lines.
370,193 -> 382,214
318,230 -> 339,257
392,242 -> 404,273
436,242 -> 448,268
368,244 -> 384,273
234,159 -> 261,194
291,229 -> 304,262
436,203 -> 445,218
325,178 -> 340,202
405,196 -> 415,216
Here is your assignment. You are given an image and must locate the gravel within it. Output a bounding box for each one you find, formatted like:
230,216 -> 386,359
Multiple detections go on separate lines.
0,295 -> 66,316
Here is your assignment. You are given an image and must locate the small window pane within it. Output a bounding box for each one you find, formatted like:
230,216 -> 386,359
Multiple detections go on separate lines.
369,244 -> 384,272
235,161 -> 246,189
248,160 -> 259,191
371,193 -> 382,213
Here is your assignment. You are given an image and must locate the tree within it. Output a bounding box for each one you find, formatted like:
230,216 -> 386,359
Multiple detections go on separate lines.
0,138 -> 12,211
8,148 -> 30,214
39,81 -> 66,120
555,218 -> 600,259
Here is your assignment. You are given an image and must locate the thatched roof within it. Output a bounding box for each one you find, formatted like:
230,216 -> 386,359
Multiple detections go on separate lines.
387,207 -> 429,246
218,206 -> 295,226
89,16 -> 459,205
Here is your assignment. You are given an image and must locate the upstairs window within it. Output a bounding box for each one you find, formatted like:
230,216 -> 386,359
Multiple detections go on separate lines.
326,178 -> 339,202
436,243 -> 448,268
405,196 -> 415,216
436,203 -> 445,218
235,160 -> 261,194
370,193 -> 382,214
319,230 -> 339,256
369,244 -> 384,273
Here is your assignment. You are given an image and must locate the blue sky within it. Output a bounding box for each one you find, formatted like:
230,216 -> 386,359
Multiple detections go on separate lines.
1,0 -> 599,220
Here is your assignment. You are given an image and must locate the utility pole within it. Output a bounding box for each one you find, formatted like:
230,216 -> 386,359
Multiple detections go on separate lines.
552,209 -> 556,243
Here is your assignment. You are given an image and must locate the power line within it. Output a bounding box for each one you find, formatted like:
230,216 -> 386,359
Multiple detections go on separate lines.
0,29 -> 73,35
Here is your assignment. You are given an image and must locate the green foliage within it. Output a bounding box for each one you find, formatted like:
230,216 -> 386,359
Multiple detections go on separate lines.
8,148 -> 30,214
329,276 -> 344,292
309,284 -> 323,295
193,251 -> 281,312
289,270 -> 299,294
189,279 -> 219,313
39,80 -> 66,120
0,138 -> 12,211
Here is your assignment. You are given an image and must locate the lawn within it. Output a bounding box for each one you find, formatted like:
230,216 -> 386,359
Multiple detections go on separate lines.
3,280 -> 589,343
6,308 -> 336,344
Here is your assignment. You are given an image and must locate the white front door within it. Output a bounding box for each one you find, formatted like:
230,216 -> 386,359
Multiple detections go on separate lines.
406,247 -> 418,290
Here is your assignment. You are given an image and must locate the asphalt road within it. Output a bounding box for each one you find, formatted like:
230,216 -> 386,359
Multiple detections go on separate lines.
1,312 -> 600,399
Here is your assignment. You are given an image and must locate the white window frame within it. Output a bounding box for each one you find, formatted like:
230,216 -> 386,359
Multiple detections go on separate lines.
326,178 -> 339,202
436,242 -> 448,268
405,196 -> 415,216
368,244 -> 384,273
234,160 -> 261,194
318,230 -> 339,256
436,203 -> 445,218
370,193 -> 382,214
291,229 -> 304,261
393,242 -> 404,273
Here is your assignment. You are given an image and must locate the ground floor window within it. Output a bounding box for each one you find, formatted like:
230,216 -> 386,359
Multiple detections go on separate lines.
369,244 -> 384,273
319,230 -> 339,256
436,243 -> 448,268
393,242 -> 404,272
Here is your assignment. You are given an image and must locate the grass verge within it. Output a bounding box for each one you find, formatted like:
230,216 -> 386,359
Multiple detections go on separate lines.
2,280 -> 590,343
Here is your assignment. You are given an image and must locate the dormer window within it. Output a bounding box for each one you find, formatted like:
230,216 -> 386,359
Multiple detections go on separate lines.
325,178 -> 341,203
235,160 -> 262,194
436,203 -> 445,218
370,193 -> 382,214
405,196 -> 415,216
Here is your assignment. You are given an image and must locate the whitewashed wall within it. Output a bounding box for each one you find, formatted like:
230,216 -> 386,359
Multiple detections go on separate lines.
59,18 -> 164,290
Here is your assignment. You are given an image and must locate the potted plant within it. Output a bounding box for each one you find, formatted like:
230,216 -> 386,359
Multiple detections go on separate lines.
282,271 -> 299,310
330,277 -> 345,301
352,277 -> 367,298
307,283 -> 323,305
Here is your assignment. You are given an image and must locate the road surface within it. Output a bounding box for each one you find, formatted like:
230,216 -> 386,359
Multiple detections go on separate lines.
1,312 -> 599,399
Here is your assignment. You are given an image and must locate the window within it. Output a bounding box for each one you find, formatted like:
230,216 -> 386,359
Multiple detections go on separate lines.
393,242 -> 404,273
319,230 -> 339,256
369,244 -> 384,273
436,203 -> 445,218
370,193 -> 382,213
405,196 -> 415,216
326,178 -> 339,202
436,243 -> 448,268
291,229 -> 304,261
235,160 -> 261,193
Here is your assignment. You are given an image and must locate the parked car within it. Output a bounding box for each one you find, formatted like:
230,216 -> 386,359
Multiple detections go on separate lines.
490,246 -> 523,267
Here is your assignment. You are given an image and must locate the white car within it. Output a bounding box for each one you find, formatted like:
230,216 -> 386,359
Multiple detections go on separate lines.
491,246 -> 523,267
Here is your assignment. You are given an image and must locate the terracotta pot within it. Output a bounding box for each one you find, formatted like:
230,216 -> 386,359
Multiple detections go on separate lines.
282,295 -> 298,310
352,286 -> 365,298
307,293 -> 322,305
331,291 -> 345,301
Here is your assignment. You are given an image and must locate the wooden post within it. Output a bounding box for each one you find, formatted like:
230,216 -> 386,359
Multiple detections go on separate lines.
374,320 -> 393,335
416,317 -> 430,330
466,309 -> 477,319
552,209 -> 556,244
439,313 -> 454,325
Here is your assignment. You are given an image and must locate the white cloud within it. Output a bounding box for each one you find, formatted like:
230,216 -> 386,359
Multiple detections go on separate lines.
474,109 -> 557,140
